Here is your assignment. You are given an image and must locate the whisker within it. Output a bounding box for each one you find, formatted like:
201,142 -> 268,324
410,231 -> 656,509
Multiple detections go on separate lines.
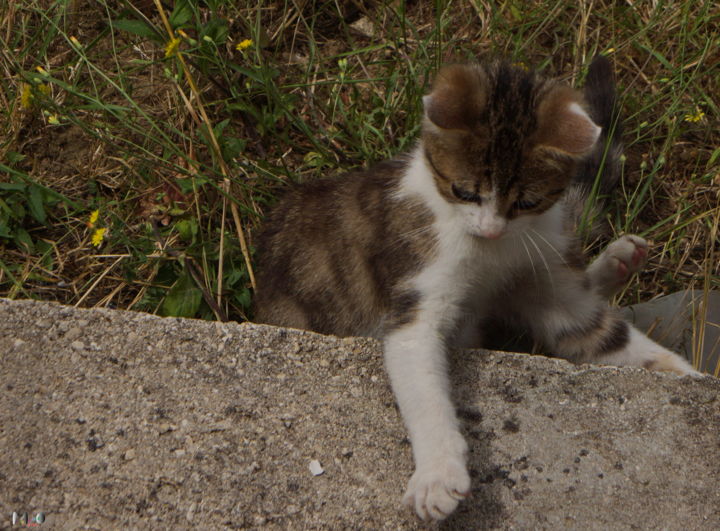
528,228 -> 568,267
520,233 -> 538,282
525,231 -> 555,295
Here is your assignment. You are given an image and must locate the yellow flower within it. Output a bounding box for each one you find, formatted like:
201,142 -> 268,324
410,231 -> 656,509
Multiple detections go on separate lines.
88,210 -> 99,227
236,39 -> 253,51
70,36 -> 82,48
20,83 -> 50,109
20,84 -> 33,109
48,114 -> 60,125
91,227 -> 107,247
684,108 -> 705,123
164,37 -> 181,58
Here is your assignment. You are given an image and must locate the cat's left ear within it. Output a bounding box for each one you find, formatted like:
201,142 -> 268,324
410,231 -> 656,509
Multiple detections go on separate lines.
422,64 -> 488,131
534,86 -> 601,156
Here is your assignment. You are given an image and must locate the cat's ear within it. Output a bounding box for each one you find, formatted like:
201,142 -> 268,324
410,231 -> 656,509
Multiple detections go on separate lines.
423,64 -> 488,130
535,86 -> 601,156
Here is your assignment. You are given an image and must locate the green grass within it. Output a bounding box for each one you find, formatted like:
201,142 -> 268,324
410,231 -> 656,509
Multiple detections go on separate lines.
1,0 -> 718,369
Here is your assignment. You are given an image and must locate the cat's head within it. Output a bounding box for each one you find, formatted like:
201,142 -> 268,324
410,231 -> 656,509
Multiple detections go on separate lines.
421,62 -> 601,239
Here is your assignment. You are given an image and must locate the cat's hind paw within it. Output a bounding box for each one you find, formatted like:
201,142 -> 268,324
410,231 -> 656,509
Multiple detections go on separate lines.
402,457 -> 471,520
642,351 -> 701,377
588,234 -> 648,297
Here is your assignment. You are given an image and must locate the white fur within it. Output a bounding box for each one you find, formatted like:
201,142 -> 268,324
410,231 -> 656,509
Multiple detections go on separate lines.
568,102 -> 602,145
390,146 -> 572,519
600,326 -> 698,375
458,197 -> 507,239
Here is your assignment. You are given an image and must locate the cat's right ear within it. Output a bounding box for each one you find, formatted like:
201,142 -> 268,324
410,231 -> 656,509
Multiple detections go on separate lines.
423,65 -> 488,131
534,86 -> 601,157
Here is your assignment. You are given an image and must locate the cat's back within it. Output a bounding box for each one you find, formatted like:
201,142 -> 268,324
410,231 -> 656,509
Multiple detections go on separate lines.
253,157 -> 434,336
259,158 -> 405,236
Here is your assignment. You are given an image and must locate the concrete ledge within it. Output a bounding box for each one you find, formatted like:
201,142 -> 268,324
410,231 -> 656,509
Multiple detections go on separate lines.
1,298 -> 718,529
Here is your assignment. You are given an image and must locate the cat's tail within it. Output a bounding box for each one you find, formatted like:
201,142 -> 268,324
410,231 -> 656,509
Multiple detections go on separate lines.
568,54 -> 623,232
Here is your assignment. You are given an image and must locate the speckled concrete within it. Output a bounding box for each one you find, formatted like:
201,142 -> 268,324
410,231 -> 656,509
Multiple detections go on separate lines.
1,298 -> 718,529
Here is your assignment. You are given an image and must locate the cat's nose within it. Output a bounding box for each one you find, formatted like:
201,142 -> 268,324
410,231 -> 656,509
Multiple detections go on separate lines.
476,217 -> 507,239
483,229 -> 505,240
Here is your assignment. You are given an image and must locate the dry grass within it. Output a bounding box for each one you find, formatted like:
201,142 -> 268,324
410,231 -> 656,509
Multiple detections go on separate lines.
1,0 -> 718,367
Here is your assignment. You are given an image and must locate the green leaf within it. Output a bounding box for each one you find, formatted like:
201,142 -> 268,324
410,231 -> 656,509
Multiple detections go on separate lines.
222,137 -> 246,160
213,118 -> 230,139
77,103 -> 131,113
175,177 -> 197,194
170,0 -> 194,28
111,19 -> 161,41
176,219 -> 198,242
161,270 -> 202,317
200,17 -> 229,45
5,151 -> 26,164
28,185 -> 46,224
0,220 -> 12,238
708,147 -> 720,168
0,182 -> 26,191
15,227 -> 34,252
234,288 -> 252,310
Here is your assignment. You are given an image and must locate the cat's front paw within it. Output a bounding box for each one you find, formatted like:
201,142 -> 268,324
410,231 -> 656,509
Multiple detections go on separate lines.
588,234 -> 648,297
402,457 -> 471,520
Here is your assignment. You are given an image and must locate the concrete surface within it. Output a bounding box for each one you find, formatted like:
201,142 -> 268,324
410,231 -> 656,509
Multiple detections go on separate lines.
1,298 -> 719,530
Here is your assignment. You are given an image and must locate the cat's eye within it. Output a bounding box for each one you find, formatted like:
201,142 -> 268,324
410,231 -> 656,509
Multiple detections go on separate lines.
513,197 -> 540,210
451,183 -> 482,203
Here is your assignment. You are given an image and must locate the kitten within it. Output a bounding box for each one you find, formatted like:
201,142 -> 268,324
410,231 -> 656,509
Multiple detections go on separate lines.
253,56 -> 697,521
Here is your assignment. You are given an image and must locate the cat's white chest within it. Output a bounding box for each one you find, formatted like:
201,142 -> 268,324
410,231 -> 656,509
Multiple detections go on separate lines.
413,204 -> 567,304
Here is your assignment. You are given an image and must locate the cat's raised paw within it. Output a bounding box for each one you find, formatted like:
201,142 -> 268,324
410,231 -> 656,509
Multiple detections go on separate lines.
403,457 -> 471,520
588,234 -> 648,297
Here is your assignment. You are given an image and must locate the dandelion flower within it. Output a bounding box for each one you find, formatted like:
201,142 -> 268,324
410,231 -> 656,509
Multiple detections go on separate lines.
236,39 -> 253,51
20,84 -> 33,109
91,227 -> 107,247
684,108 -> 705,123
88,210 -> 99,227
164,37 -> 181,58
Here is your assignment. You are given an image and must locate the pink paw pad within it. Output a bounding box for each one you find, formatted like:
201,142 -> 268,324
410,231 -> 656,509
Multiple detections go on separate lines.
631,245 -> 647,267
616,259 -> 629,280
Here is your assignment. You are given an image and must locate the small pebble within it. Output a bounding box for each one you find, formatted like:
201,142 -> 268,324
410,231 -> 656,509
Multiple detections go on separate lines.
65,327 -> 83,341
186,502 -> 196,522
309,459 -> 324,476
